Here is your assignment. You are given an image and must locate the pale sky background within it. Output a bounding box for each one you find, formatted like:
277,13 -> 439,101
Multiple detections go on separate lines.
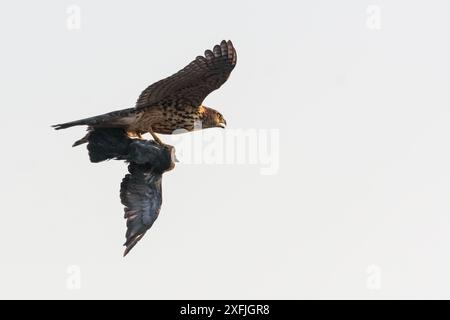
1,0 -> 450,299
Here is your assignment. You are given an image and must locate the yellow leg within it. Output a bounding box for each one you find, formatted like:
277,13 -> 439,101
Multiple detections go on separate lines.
149,127 -> 163,144
127,131 -> 144,139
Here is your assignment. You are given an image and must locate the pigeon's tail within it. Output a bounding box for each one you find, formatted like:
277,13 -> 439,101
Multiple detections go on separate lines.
87,128 -> 132,162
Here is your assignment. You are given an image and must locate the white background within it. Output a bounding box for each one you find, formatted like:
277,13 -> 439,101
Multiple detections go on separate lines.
1,0 -> 450,299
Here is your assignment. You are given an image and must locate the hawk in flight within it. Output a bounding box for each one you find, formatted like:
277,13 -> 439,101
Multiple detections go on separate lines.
53,40 -> 237,256
53,40 -> 236,145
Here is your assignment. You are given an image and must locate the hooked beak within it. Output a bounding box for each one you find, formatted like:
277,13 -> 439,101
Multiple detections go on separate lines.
218,119 -> 227,129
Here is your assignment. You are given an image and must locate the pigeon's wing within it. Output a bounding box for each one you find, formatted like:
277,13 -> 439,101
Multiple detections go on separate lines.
120,164 -> 163,256
135,40 -> 237,109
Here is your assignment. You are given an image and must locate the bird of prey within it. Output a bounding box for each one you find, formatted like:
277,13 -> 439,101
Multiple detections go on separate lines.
53,40 -> 237,256
53,40 -> 236,145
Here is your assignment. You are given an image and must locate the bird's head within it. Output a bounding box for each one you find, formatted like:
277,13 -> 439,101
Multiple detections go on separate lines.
200,106 -> 227,129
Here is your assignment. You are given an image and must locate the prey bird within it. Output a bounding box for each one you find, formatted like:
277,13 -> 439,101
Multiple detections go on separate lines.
53,40 -> 236,145
86,128 -> 176,256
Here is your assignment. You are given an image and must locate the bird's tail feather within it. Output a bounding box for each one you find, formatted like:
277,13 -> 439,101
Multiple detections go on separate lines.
52,107 -> 136,130
72,133 -> 91,147
52,119 -> 89,130
52,108 -> 137,146
87,128 -> 131,162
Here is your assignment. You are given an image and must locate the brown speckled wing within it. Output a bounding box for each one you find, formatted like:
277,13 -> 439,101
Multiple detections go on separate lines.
135,40 -> 237,109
